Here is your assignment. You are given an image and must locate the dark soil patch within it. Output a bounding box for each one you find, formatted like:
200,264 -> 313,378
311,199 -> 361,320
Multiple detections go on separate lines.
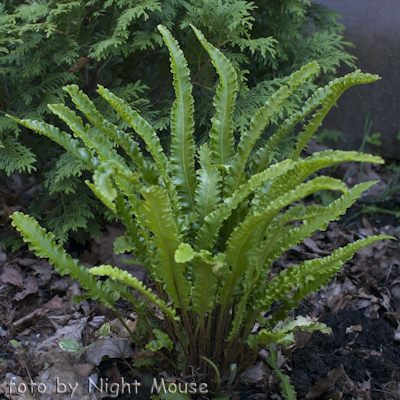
292,309 -> 400,399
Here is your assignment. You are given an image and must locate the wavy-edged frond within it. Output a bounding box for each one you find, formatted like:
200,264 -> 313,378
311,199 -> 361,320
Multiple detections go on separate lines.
158,25 -> 197,212
63,84 -> 159,185
266,275 -> 337,329
224,85 -> 290,196
191,24 -> 238,167
6,116 -> 98,169
195,159 -> 293,250
113,193 -> 151,268
139,185 -> 190,310
254,150 -> 383,210
190,250 -> 223,315
92,159 -> 141,202
265,181 -> 376,267
194,144 -> 222,224
89,264 -> 178,321
292,70 -> 380,160
248,183 -> 374,303
248,316 -> 331,349
219,177 -> 347,310
224,62 -> 319,197
85,180 -> 116,214
146,329 -> 174,352
113,235 -> 135,255
261,235 -> 394,312
97,85 -> 170,186
253,85 -> 332,173
10,212 -> 118,308
48,103 -> 116,162
266,344 -> 297,400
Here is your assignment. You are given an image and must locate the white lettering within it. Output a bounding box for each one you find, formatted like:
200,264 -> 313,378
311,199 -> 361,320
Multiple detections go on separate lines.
57,378 -> 67,394
151,378 -> 167,394
121,377 -> 131,394
199,383 -> 208,394
17,383 -> 27,394
188,382 -> 197,394
68,382 -> 79,398
89,377 -> 102,392
168,382 -> 177,393
131,380 -> 141,394
37,383 -> 46,394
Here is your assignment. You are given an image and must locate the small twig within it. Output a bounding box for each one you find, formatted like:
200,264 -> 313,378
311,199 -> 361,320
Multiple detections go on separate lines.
97,55 -> 113,77
193,82 -> 216,93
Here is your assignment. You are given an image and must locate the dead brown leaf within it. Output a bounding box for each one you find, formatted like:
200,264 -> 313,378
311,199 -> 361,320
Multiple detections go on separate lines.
43,295 -> 65,310
239,361 -> 270,384
13,276 -> 39,301
30,260 -> 57,282
346,325 -> 363,334
0,264 -> 23,288
0,373 -> 36,400
85,337 -> 134,366
303,365 -> 346,399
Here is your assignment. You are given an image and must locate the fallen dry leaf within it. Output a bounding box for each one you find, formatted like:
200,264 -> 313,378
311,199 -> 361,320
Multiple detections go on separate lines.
303,365 -> 346,399
75,363 -> 94,379
43,295 -> 66,310
0,264 -> 23,288
110,317 -> 137,340
30,260 -> 57,282
49,276 -> 73,292
85,337 -> 134,366
36,317 -> 88,352
346,325 -> 363,334
33,353 -> 88,399
0,373 -> 36,400
13,276 -> 39,301
239,361 -> 270,384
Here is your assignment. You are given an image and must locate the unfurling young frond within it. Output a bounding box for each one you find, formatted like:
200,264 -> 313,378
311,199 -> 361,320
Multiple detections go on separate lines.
9,25 -> 392,399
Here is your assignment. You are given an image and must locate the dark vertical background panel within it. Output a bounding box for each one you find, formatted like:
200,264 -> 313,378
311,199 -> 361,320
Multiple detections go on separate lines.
313,0 -> 400,159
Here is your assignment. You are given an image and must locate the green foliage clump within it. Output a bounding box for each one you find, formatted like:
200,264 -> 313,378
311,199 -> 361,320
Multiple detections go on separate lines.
9,26 -> 391,398
1,0 -> 356,245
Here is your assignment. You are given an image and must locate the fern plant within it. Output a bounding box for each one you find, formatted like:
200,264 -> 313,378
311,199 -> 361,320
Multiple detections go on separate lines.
9,26 -> 391,399
1,0 -> 356,246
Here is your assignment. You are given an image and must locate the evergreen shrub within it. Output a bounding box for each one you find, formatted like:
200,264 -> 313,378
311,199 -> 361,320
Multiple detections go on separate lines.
1,0 -> 356,246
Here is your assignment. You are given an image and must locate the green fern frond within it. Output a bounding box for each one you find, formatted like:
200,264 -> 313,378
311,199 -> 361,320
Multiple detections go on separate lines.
195,159 -> 293,250
158,25 -> 197,212
6,116 -> 99,169
10,212 -> 118,308
225,61 -> 319,196
261,235 -> 394,312
89,264 -> 178,321
139,185 -> 190,311
253,85 -> 332,173
219,176 -> 347,309
191,24 -> 238,167
266,344 -> 297,400
248,315 -> 331,348
97,85 -> 170,187
292,71 -> 380,159
63,84 -> 159,185
194,144 -> 222,224
254,150 -> 383,210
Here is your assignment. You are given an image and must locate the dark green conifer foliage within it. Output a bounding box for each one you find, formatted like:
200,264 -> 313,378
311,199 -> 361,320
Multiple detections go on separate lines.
0,0 -> 355,246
